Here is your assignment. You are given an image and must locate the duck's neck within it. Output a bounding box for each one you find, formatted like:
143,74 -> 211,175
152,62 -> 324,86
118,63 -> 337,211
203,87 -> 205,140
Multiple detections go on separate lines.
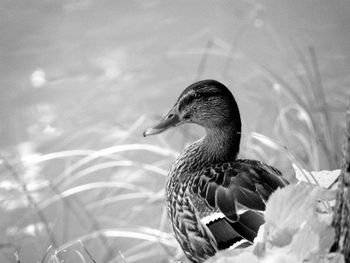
202,122 -> 241,163
170,121 -> 241,177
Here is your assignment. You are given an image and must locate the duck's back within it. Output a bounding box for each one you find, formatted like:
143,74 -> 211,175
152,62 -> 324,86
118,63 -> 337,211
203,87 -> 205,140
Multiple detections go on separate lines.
166,154 -> 288,262
168,157 -> 287,219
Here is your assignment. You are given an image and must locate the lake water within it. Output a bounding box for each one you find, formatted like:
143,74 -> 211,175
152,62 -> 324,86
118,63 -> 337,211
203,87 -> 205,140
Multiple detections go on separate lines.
1,0 -> 349,149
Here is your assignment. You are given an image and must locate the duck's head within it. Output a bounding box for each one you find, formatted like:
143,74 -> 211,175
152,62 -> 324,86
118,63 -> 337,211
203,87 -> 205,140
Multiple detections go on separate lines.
143,79 -> 241,137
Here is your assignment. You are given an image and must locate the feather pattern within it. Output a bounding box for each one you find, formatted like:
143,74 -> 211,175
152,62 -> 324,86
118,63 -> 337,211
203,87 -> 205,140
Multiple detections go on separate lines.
168,177 -> 218,263
166,143 -> 288,262
189,160 -> 288,222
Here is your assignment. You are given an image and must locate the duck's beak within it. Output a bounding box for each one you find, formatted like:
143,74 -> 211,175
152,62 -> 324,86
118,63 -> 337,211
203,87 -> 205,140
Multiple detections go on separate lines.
143,110 -> 182,137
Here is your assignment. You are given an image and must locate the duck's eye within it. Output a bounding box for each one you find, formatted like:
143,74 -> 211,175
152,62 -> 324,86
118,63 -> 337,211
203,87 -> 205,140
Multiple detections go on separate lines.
166,113 -> 174,119
194,93 -> 201,99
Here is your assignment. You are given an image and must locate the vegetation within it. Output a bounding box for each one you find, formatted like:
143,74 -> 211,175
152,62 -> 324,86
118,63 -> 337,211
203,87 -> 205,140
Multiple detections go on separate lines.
1,2 -> 349,262
0,43 -> 347,262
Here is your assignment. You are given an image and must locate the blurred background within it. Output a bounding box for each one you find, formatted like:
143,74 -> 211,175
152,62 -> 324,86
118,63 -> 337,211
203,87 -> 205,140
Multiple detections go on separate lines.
1,0 -> 349,262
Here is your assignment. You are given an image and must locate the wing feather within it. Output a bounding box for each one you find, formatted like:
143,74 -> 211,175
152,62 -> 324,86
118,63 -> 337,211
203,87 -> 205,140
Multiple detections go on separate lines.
190,159 -> 288,222
215,186 -> 238,221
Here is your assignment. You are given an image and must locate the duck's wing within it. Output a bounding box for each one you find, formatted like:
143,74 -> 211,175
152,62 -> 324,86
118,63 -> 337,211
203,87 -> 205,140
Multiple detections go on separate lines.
189,159 -> 288,222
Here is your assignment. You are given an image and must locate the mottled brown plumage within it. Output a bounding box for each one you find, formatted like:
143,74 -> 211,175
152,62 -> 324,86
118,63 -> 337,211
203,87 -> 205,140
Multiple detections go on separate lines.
144,80 -> 288,263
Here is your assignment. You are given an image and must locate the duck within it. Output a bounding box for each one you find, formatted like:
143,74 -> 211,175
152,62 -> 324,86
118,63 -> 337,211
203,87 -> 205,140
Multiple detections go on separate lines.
143,79 -> 288,263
